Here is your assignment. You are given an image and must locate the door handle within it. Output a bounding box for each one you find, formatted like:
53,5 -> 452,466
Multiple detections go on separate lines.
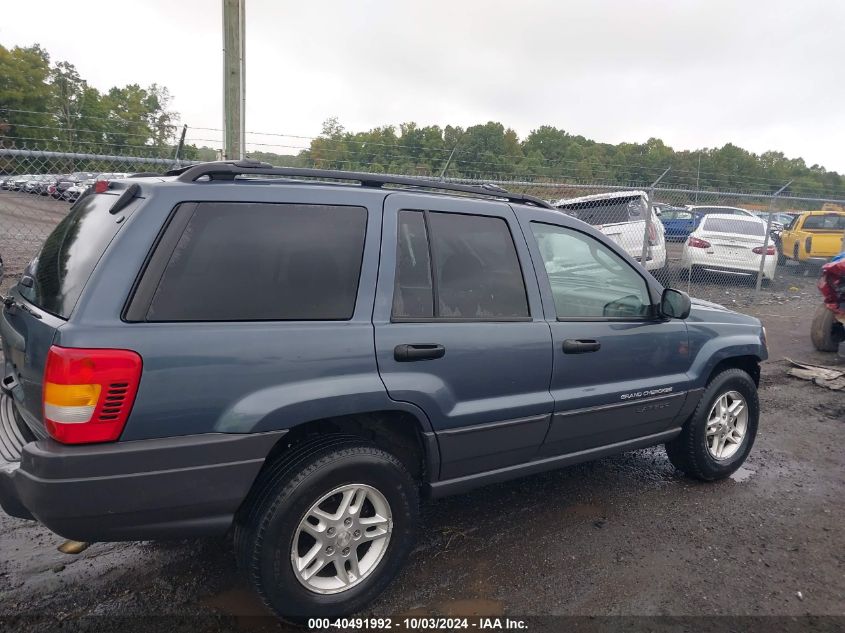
394,344 -> 446,362
562,339 -> 601,354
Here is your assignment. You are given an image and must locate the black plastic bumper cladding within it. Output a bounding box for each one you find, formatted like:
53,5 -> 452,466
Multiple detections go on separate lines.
0,430 -> 287,541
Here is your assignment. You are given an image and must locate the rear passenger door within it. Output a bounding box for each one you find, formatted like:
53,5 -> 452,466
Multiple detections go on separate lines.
373,193 -> 554,480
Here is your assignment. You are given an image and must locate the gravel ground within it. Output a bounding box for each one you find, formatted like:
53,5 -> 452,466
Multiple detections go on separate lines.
0,191 -> 842,631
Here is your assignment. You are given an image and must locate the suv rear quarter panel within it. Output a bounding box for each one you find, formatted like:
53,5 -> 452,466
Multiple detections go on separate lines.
58,183 -> 430,440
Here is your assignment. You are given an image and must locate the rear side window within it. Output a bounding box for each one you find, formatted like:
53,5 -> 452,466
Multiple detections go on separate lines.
19,192 -> 130,319
393,210 -> 529,320
145,203 -> 367,321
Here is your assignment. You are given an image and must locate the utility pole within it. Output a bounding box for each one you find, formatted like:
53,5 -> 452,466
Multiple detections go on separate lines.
222,0 -> 245,160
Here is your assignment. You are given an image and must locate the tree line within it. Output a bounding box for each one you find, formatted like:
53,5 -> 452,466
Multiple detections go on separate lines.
2,42 -> 843,199
291,118 -> 844,199
0,43 -> 178,157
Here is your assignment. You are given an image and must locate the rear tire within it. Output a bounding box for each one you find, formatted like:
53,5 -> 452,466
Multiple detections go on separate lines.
234,436 -> 419,622
665,368 -> 759,481
811,303 -> 845,352
792,244 -> 808,274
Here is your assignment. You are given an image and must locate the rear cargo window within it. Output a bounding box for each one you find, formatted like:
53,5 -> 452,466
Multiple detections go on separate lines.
145,203 -> 367,321
557,197 -> 644,226
18,192 -> 128,319
802,215 -> 845,230
701,218 -> 765,236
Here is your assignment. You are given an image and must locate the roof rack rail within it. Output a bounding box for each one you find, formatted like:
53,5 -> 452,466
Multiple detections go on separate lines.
167,160 -> 554,209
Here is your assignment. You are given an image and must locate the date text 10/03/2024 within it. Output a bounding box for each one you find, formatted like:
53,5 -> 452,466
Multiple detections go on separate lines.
307,617 -> 529,630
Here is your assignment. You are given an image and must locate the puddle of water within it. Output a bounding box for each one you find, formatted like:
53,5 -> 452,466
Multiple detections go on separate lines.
564,502 -> 604,519
403,599 -> 505,618
730,466 -> 755,482
437,598 -> 505,617
201,586 -> 273,617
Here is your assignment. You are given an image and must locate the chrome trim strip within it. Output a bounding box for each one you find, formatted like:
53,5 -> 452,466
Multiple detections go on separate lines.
437,413 -> 551,436
553,391 -> 686,419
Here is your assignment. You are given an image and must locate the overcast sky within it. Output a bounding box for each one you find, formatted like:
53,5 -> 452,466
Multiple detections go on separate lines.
2,0 -> 843,172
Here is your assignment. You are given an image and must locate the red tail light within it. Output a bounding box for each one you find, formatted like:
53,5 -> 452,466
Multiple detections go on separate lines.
94,180 -> 109,193
752,245 -> 776,255
647,222 -> 658,246
43,346 -> 142,444
687,237 -> 711,249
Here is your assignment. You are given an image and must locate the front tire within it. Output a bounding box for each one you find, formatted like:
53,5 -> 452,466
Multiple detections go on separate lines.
235,437 -> 419,622
665,368 -> 759,481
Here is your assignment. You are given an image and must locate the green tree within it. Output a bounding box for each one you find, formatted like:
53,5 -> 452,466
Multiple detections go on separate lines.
0,44 -> 53,146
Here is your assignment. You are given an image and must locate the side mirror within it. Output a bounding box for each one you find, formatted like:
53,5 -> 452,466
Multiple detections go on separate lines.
660,288 -> 691,319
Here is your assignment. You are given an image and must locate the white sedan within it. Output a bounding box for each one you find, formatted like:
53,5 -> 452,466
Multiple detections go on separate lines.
681,213 -> 777,281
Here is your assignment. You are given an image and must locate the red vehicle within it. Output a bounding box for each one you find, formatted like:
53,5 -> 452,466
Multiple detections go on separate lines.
812,256 -> 845,355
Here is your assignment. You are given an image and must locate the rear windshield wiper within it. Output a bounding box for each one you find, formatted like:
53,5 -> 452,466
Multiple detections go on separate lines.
1,294 -> 42,319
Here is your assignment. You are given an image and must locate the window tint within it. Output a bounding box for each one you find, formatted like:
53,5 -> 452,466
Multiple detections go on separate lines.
557,197 -> 645,225
531,222 -> 651,319
427,212 -> 528,319
701,218 -> 765,236
19,192 -> 132,318
802,214 -> 845,230
696,207 -> 748,217
147,203 -> 367,321
393,210 -> 433,318
392,211 -> 529,320
661,210 -> 692,220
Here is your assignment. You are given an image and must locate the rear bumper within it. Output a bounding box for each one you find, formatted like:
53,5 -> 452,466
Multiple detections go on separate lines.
0,424 -> 286,541
682,251 -> 777,279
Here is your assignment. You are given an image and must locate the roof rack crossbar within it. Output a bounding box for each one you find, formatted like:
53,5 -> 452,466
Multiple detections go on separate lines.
169,160 -> 554,209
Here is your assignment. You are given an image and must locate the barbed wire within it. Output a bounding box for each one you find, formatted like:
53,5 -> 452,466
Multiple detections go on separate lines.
0,108 -> 181,129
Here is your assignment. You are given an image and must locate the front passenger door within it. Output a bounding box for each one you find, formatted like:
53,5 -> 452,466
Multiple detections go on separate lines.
520,216 -> 692,456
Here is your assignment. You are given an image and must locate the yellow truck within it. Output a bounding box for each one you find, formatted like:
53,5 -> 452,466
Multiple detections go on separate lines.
778,210 -> 845,266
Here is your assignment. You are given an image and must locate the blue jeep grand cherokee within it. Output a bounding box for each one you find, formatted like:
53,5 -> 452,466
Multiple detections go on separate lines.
0,161 -> 766,620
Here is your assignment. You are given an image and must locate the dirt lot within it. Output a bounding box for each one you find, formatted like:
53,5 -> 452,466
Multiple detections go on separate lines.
0,190 -> 843,631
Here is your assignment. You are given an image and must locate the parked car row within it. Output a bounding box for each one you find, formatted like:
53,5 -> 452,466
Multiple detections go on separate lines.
659,205 -> 766,241
551,190 -> 670,282
552,193 -> 838,283
0,172 -> 131,202
550,193 -> 784,283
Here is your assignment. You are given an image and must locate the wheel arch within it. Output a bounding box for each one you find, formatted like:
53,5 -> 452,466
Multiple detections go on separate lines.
260,408 -> 438,484
706,354 -> 761,387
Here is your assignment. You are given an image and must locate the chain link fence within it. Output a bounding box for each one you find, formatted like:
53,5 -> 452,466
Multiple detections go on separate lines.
1,148 -> 844,309
0,149 -> 190,293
